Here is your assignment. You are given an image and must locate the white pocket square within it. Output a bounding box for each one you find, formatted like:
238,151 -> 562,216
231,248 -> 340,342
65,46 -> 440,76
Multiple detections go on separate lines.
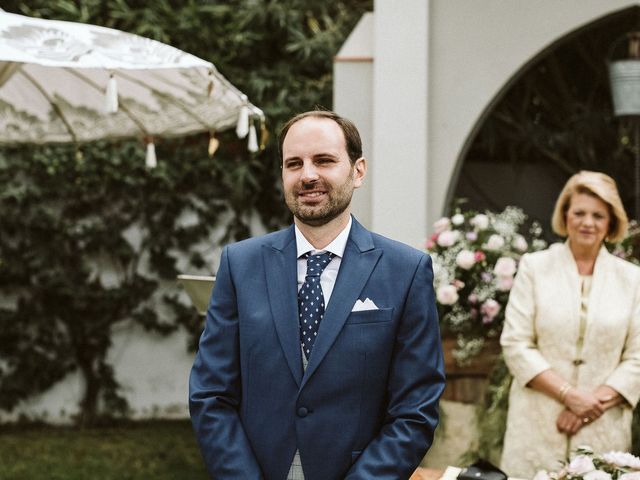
352,298 -> 379,312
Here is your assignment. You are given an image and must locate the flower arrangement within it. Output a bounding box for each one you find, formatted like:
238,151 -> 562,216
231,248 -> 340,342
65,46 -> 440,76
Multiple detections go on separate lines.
426,205 -> 547,364
612,220 -> 640,265
534,446 -> 640,480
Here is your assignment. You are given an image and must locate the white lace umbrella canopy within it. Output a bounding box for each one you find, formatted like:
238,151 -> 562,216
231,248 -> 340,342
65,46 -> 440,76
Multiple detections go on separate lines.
0,11 -> 263,146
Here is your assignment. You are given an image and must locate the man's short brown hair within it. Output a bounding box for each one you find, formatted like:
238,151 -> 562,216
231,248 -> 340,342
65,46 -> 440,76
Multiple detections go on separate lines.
278,110 -> 363,165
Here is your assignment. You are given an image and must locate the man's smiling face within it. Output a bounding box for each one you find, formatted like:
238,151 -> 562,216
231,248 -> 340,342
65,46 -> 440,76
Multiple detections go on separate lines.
281,116 -> 364,227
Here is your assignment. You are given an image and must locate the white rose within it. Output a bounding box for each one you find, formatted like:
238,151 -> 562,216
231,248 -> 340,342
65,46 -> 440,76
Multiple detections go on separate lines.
567,455 -> 596,475
470,213 -> 489,230
436,285 -> 459,305
433,217 -> 451,234
455,250 -> 476,270
584,471 -> 612,480
494,257 -> 517,277
437,230 -> 459,247
619,473 -> 640,480
512,234 -> 528,252
485,234 -> 505,251
602,451 -> 640,469
533,471 -> 551,480
451,213 -> 465,226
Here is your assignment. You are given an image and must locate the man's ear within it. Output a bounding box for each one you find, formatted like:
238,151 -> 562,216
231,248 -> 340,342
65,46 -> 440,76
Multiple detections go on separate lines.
352,157 -> 367,188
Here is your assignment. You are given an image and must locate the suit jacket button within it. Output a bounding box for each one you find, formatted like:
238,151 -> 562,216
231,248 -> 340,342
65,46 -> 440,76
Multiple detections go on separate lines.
297,407 -> 308,417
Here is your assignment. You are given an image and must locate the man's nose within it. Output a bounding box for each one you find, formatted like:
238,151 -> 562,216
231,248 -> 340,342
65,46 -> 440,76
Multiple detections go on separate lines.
300,162 -> 319,182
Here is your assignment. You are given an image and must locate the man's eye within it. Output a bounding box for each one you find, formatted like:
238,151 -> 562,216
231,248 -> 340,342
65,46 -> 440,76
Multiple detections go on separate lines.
285,161 -> 302,169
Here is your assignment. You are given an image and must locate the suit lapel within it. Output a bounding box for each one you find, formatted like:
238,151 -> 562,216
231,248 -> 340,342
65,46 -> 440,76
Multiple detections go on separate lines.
301,219 -> 381,389
263,226 -> 303,388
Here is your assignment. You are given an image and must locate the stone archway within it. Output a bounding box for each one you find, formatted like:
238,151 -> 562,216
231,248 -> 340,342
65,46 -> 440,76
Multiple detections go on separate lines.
446,6 -> 640,234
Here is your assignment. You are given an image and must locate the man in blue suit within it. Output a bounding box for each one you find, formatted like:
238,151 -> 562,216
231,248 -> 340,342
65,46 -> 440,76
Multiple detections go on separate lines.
189,110 -> 445,480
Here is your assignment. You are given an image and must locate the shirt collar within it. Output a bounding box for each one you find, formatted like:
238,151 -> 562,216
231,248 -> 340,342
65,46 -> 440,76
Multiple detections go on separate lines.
295,216 -> 352,259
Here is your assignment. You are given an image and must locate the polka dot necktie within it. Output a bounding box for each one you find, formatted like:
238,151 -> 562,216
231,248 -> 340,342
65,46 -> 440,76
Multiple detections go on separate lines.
298,252 -> 335,360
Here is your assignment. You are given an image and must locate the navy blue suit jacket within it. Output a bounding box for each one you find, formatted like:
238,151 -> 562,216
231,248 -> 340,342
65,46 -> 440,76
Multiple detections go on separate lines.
189,218 -> 445,480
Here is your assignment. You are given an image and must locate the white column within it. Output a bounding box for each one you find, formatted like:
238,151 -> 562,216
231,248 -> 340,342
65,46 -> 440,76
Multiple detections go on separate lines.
372,0 -> 430,249
333,13 -> 374,229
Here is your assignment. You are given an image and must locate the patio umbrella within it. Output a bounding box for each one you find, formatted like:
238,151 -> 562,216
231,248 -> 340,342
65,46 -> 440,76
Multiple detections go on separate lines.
0,10 -> 263,166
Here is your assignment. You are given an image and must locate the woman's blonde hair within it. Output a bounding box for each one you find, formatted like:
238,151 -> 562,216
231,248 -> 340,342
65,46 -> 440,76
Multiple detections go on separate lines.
551,170 -> 628,242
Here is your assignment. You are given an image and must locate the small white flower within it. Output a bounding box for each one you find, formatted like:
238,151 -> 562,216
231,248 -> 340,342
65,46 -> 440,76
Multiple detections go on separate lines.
455,250 -> 476,270
433,217 -> 451,234
436,285 -> 459,305
485,234 -> 505,251
494,257 -> 517,277
567,455 -> 596,475
451,213 -> 465,226
437,230 -> 460,247
470,213 -> 489,230
512,234 -> 528,252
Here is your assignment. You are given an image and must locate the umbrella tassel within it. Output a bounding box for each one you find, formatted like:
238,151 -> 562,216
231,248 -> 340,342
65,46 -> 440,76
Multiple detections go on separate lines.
248,122 -> 258,153
105,74 -> 118,113
208,131 -> 219,157
236,104 -> 249,139
259,117 -> 269,151
146,140 -> 157,168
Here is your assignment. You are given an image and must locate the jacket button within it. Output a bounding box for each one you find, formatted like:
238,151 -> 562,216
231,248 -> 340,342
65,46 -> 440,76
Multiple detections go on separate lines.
297,407 -> 308,417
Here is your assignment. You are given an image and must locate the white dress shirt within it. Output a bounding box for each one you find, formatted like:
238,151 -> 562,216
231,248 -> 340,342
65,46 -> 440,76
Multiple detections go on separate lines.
294,216 -> 351,304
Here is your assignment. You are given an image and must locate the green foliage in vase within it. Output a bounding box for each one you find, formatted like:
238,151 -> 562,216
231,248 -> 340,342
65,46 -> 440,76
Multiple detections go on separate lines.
0,0 -> 372,426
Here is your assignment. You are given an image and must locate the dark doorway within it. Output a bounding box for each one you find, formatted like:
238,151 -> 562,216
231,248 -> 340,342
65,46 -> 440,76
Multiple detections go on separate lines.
448,6 -> 640,238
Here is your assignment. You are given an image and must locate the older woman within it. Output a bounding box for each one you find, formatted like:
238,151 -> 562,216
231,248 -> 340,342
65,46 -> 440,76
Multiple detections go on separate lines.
500,171 -> 640,479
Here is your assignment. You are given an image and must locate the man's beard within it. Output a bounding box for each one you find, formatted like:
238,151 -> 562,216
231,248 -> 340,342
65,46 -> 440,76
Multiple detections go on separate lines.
285,177 -> 354,227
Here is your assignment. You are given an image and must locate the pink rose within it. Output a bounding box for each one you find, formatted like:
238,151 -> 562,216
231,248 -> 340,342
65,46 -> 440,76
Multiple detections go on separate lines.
481,299 -> 501,320
494,257 -> 517,277
436,230 -> 459,247
468,293 -> 478,304
567,455 -> 596,475
436,285 -> 459,305
496,275 -> 514,292
455,250 -> 476,270
433,217 -> 451,234
474,251 -> 486,262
